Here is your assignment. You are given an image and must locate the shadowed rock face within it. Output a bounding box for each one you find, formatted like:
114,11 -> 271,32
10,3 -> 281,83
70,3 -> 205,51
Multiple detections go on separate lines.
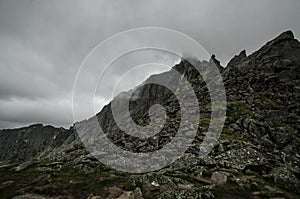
0,31 -> 299,198
227,50 -> 247,68
0,124 -> 75,162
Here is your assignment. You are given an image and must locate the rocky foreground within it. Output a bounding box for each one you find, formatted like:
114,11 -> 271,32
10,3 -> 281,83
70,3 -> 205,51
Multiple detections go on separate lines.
0,31 -> 299,199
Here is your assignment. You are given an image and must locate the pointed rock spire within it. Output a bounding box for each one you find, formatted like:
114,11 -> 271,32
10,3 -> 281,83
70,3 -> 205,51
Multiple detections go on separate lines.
257,30 -> 295,54
271,30 -> 294,43
227,50 -> 247,67
209,54 -> 223,71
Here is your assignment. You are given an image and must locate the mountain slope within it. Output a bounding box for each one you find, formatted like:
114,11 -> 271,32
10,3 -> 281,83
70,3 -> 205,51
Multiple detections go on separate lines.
0,30 -> 299,199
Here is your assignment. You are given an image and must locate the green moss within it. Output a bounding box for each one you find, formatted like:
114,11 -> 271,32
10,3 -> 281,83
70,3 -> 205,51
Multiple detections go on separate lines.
265,117 -> 283,127
220,128 -> 245,142
123,180 -> 135,191
153,190 -> 162,198
261,96 -> 278,108
227,101 -> 256,118
0,164 -> 128,198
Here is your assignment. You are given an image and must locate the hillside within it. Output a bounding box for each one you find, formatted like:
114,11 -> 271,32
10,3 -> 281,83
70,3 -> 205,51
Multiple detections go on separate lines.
0,31 -> 299,199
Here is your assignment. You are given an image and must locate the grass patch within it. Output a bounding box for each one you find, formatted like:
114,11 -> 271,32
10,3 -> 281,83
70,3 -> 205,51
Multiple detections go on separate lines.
0,163 -> 128,198
227,101 -> 256,118
220,127 -> 245,142
261,96 -> 278,108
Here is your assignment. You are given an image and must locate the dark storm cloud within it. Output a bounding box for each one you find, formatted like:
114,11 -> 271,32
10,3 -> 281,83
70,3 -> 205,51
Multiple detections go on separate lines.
0,0 -> 299,129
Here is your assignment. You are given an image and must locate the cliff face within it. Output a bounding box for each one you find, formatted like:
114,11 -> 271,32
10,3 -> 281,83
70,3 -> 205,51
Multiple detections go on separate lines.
223,30 -> 300,158
0,31 -> 299,199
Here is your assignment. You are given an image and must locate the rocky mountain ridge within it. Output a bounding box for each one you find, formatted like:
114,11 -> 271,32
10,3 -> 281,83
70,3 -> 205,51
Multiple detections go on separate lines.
0,30 -> 299,199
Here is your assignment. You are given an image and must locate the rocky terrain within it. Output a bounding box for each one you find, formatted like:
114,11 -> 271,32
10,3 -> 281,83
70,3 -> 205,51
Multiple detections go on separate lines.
0,30 -> 299,199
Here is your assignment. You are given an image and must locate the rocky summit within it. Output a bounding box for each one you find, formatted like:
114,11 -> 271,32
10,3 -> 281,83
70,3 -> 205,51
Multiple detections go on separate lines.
0,31 -> 299,199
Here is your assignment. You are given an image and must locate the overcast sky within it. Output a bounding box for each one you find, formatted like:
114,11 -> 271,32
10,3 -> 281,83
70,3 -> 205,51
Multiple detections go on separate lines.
0,0 -> 299,129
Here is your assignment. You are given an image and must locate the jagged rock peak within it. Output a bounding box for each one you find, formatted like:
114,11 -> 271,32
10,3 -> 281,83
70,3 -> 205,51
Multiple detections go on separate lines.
209,54 -> 220,65
226,50 -> 247,67
272,30 -> 294,43
257,30 -> 296,53
209,54 -> 223,71
176,56 -> 200,65
238,49 -> 247,57
173,57 -> 201,71
224,30 -> 299,74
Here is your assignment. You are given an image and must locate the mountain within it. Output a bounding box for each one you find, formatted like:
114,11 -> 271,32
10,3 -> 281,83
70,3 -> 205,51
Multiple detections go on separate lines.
0,31 -> 299,199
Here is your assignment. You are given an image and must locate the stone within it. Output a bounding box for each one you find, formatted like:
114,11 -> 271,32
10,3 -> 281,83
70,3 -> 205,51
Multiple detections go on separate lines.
108,186 -> 124,198
116,191 -> 134,199
0,180 -> 13,188
88,196 -> 102,199
133,187 -> 143,199
211,171 -> 228,184
15,161 -> 34,172
151,181 -> 160,187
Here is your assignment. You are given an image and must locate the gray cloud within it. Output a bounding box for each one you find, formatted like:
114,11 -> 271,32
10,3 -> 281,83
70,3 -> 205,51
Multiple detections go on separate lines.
0,0 -> 299,129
